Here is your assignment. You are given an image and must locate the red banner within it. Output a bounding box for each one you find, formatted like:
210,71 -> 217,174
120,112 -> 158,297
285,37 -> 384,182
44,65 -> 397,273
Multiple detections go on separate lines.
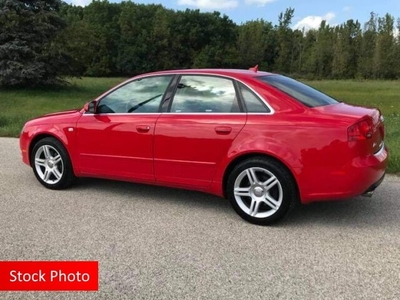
0,261 -> 98,291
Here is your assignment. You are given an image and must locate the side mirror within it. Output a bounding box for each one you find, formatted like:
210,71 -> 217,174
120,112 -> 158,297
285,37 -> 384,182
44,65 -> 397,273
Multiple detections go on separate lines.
83,101 -> 97,114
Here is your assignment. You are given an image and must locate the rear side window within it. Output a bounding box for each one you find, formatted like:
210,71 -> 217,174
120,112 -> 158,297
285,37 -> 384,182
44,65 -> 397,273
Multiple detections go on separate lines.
170,75 -> 240,113
239,83 -> 270,113
257,75 -> 339,107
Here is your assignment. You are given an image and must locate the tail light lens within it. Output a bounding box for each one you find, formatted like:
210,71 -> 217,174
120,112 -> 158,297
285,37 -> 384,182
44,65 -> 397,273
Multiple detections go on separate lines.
348,118 -> 373,142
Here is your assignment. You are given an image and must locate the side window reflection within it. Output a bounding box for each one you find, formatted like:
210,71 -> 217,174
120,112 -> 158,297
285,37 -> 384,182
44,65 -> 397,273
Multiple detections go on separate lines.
170,76 -> 240,113
239,83 -> 270,113
97,76 -> 173,114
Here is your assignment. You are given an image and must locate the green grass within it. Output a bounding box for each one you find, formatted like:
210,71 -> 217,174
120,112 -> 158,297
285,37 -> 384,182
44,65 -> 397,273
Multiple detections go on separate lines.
0,78 -> 399,173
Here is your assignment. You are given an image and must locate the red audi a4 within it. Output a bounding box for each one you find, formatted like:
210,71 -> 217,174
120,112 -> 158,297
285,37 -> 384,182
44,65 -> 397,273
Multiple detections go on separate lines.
20,69 -> 388,225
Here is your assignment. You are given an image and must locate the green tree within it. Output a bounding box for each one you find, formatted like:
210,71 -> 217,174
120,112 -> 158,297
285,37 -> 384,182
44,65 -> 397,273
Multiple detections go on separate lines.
332,20 -> 361,78
374,14 -> 397,78
275,8 -> 295,73
169,9 -> 237,69
236,20 -> 269,69
192,13 -> 238,68
116,2 -> 158,75
290,29 -> 305,75
41,2 -> 400,80
359,13 -> 378,78
81,0 -> 121,76
299,29 -> 317,77
0,0 -> 71,87
314,21 -> 335,78
301,22 -> 335,79
396,18 -> 400,77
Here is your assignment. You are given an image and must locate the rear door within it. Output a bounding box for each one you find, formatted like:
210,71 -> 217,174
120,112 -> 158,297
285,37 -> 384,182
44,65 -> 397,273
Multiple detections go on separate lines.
153,75 -> 246,188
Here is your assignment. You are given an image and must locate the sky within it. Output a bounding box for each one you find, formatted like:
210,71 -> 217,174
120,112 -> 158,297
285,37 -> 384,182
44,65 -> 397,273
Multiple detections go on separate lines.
65,0 -> 400,30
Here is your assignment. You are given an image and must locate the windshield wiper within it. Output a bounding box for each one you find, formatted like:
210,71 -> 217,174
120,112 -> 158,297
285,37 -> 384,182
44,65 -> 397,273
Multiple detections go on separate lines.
127,94 -> 162,113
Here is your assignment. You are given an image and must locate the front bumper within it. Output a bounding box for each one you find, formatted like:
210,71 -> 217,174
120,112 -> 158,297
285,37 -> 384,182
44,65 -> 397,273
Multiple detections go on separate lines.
19,129 -> 31,166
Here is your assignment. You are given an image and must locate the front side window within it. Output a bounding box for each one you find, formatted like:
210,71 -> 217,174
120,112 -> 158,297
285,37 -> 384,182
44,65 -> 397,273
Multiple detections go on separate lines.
97,76 -> 173,113
170,75 -> 240,113
257,75 -> 339,107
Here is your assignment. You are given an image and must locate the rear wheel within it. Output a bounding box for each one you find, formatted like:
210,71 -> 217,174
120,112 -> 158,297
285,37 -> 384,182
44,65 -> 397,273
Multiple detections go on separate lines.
31,137 -> 76,190
226,157 -> 297,225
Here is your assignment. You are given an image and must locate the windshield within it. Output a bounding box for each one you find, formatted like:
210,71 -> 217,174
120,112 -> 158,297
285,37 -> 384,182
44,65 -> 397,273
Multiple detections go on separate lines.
257,75 -> 339,107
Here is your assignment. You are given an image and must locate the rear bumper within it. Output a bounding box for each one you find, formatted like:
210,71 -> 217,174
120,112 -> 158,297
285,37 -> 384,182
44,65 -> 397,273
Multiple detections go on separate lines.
300,145 -> 388,203
362,173 -> 385,196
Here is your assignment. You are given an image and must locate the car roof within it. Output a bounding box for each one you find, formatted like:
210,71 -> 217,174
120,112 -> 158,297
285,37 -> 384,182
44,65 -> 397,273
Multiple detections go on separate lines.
140,69 -> 274,79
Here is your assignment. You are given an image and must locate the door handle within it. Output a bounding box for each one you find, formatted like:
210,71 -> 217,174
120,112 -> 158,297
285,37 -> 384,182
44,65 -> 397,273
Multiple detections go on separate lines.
136,125 -> 151,133
215,126 -> 232,135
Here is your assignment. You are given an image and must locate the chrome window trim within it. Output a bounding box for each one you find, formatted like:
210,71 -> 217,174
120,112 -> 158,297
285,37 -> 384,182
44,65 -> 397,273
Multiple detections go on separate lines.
82,112 -> 272,116
85,72 -> 275,116
82,113 -> 162,116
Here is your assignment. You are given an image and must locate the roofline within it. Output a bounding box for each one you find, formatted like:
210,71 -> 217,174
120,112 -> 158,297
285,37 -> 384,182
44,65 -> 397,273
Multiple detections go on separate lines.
135,68 -> 275,78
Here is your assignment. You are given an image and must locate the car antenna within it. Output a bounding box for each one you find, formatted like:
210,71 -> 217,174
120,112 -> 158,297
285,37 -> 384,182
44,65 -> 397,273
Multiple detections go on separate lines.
249,65 -> 258,72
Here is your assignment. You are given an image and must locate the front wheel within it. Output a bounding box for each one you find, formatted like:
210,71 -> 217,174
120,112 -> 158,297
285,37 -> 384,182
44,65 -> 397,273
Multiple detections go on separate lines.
31,137 -> 76,190
226,157 -> 297,225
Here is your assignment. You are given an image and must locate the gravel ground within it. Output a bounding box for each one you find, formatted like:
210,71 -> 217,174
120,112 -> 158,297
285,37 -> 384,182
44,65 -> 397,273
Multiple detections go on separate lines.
0,137 -> 399,299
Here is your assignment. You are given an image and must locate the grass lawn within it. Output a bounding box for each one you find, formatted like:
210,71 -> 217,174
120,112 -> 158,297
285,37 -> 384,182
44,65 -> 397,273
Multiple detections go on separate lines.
0,78 -> 399,173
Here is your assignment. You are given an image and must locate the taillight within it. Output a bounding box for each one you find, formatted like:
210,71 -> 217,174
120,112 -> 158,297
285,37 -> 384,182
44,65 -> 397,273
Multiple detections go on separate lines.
347,118 -> 373,142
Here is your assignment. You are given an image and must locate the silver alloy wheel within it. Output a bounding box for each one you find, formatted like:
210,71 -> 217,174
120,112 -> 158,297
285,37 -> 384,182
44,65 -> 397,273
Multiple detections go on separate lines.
233,167 -> 283,218
34,145 -> 64,185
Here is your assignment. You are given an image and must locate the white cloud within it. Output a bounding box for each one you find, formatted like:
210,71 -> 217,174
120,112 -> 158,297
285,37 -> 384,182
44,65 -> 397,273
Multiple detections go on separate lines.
68,0 -> 92,6
177,0 -> 238,9
293,12 -> 336,31
245,0 -> 275,7
342,6 -> 352,12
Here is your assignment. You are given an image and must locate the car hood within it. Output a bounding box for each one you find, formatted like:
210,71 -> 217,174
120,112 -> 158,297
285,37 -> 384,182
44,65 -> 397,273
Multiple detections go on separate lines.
41,109 -> 82,118
24,109 -> 82,127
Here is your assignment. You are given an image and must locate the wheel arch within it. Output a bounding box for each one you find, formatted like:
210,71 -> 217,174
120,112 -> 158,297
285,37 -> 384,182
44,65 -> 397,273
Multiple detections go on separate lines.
222,152 -> 300,202
29,133 -> 69,166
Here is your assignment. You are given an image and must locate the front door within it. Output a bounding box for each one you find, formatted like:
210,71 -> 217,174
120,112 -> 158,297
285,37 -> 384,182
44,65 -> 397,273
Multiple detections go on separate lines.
154,75 -> 246,188
76,75 -> 174,181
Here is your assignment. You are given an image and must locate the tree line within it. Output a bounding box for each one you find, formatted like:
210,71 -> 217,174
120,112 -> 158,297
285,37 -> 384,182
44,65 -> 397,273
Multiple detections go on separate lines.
1,0 -> 400,87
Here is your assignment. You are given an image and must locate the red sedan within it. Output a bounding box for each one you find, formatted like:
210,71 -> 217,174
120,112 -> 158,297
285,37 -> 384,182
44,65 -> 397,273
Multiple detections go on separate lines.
19,69 -> 388,225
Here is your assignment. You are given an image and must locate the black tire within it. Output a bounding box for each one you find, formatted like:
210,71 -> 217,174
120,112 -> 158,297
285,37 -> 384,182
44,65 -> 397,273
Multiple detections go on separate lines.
226,157 -> 297,225
31,137 -> 76,190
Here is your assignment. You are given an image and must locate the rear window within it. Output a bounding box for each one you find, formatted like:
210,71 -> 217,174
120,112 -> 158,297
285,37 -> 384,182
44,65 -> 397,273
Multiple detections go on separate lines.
257,75 -> 339,107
